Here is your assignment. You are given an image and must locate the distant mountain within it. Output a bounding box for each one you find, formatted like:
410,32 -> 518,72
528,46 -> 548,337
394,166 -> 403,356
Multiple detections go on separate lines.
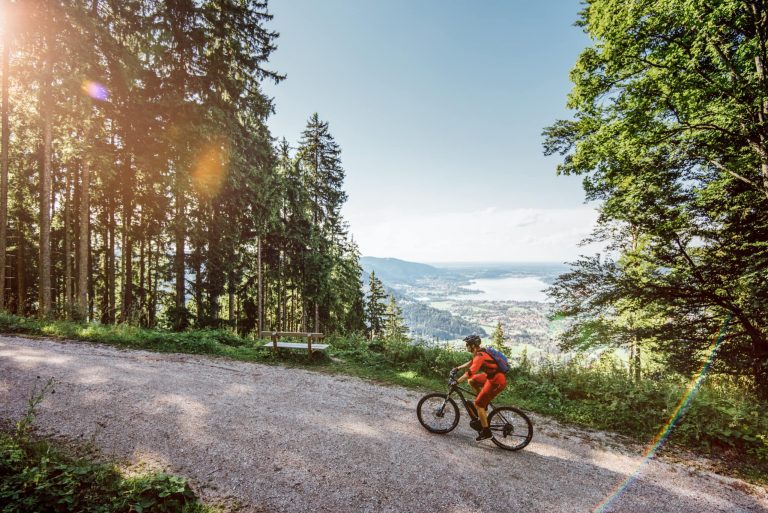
360,256 -> 445,284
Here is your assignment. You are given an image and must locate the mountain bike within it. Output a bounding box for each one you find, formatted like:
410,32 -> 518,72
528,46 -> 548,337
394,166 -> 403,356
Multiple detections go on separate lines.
416,369 -> 533,451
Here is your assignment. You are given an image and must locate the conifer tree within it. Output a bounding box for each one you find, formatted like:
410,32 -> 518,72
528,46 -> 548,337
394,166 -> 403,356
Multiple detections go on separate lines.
384,295 -> 408,342
366,271 -> 387,339
491,321 -> 508,355
0,0 -> 366,338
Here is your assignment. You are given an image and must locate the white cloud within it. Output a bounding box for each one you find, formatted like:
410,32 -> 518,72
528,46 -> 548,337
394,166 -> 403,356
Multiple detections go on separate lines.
349,207 -> 602,262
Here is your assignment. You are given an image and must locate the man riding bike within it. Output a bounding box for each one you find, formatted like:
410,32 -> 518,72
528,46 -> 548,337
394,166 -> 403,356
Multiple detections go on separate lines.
453,335 -> 507,441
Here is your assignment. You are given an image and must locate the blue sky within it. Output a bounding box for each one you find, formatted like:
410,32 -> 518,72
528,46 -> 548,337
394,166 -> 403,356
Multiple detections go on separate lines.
263,0 -> 599,263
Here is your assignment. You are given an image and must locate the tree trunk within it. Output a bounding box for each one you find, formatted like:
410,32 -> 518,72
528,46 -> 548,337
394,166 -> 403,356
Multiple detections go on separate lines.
149,238 -> 158,327
257,235 -> 263,333
194,251 -> 203,324
100,218 -> 109,323
107,199 -> 115,323
0,25 -> 9,312
77,154 -> 89,319
64,165 -> 72,317
139,227 -> 145,325
39,43 -> 53,318
120,155 -> 133,323
15,231 -> 24,315
174,183 -> 185,310
228,269 -> 235,328
87,220 -> 94,319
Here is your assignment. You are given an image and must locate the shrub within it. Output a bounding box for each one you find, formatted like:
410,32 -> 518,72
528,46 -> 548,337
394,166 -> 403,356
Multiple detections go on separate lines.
1,378 -> 209,513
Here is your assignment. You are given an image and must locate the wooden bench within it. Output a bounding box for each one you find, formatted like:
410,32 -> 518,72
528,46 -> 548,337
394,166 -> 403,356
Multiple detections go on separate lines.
259,331 -> 327,355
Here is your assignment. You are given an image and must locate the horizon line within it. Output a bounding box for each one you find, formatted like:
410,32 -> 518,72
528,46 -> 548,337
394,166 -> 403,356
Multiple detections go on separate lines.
361,256 -> 571,266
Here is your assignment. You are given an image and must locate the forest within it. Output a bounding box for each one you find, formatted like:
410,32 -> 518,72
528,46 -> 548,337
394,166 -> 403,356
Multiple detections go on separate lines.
0,0 -> 368,336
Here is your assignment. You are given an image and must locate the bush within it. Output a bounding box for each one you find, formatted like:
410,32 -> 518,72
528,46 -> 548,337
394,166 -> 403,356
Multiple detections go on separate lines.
1,377 -> 209,513
0,434 -> 204,513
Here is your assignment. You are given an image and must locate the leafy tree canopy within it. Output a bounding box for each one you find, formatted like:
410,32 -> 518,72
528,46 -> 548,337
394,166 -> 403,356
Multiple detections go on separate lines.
544,0 -> 768,396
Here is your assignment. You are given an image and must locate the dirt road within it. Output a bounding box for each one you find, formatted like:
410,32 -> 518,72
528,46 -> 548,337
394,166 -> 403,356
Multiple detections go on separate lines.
1,336 -> 766,512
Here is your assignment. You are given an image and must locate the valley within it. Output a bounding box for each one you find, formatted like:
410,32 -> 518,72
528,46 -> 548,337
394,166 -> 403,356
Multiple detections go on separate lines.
361,257 -> 568,356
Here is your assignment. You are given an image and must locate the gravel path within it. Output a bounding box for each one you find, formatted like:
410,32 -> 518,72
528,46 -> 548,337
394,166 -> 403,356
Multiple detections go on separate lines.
1,335 -> 766,513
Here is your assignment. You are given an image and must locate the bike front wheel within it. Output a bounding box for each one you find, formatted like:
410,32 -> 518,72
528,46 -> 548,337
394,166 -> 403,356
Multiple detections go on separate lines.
416,393 -> 460,434
487,406 -> 533,451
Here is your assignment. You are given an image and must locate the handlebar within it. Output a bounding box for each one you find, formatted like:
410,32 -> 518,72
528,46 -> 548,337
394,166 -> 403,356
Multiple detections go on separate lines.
448,368 -> 459,385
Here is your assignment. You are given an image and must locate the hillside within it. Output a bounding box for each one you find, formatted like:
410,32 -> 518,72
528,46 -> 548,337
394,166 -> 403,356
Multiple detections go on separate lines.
360,257 -> 446,284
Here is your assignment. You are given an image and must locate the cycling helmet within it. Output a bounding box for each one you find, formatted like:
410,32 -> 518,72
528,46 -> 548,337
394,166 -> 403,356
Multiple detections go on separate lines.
463,335 -> 481,347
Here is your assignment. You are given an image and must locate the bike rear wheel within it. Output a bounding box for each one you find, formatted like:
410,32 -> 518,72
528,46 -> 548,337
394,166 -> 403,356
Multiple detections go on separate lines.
487,406 -> 533,451
417,393 -> 460,434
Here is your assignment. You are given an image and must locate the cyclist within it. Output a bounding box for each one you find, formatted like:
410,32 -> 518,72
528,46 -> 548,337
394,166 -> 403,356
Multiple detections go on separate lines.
453,335 -> 506,441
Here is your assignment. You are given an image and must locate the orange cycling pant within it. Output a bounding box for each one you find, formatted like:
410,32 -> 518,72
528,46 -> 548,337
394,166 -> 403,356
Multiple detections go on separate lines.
469,372 -> 506,409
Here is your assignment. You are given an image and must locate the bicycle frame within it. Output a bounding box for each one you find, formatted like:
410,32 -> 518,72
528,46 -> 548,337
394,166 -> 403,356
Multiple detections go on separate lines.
442,381 -> 495,419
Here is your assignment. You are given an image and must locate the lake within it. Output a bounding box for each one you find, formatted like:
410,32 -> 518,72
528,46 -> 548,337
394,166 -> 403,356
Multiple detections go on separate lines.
457,276 -> 551,302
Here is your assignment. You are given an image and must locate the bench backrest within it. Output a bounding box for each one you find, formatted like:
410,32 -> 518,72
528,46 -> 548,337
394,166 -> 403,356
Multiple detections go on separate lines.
259,331 -> 324,340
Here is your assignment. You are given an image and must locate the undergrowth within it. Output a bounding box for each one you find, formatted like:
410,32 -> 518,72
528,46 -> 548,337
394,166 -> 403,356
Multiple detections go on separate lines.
1,376 -> 214,513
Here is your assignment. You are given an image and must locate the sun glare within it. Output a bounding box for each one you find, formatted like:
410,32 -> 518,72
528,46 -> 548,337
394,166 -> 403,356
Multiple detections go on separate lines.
81,80 -> 108,101
192,141 -> 229,198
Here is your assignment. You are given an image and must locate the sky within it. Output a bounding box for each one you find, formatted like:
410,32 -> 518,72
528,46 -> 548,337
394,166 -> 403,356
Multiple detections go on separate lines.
262,0 -> 599,263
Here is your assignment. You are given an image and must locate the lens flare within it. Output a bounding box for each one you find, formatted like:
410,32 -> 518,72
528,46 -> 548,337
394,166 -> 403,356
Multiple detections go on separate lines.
592,314 -> 733,513
192,140 -> 229,199
81,80 -> 108,101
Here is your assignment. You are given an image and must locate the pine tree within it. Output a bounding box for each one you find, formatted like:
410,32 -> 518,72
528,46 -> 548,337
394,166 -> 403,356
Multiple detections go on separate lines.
366,271 -> 387,339
491,321 -> 508,355
384,295 -> 408,342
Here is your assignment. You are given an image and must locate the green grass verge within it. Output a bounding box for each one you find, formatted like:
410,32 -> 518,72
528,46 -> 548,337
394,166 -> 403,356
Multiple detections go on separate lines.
2,313 -> 766,483
1,431 -> 216,513
2,376 -> 215,513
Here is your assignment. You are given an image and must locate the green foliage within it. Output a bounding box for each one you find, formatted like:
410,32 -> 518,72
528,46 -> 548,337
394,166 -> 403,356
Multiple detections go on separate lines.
491,322 -> 509,356
365,271 -> 387,338
544,0 -> 768,395
0,313 -> 272,363
0,433 -> 208,513
1,380 -> 211,513
383,296 -> 408,342
506,355 -> 768,464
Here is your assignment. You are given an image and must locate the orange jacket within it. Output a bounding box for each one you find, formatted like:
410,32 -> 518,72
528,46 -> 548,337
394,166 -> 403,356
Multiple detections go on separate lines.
467,349 -> 499,378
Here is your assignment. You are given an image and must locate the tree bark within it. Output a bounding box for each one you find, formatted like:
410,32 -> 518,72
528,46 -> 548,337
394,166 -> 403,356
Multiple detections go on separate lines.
149,238 -> 158,327
15,231 -> 24,315
120,154 -> 133,323
174,182 -> 185,310
100,217 -> 109,323
107,198 -> 115,322
64,165 -> 73,317
0,21 -> 9,311
138,225 -> 145,325
77,156 -> 89,319
39,41 -> 53,318
228,269 -> 234,328
257,235 -> 263,333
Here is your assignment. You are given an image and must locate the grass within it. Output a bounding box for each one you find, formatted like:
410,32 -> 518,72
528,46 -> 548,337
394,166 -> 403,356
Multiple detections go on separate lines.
1,376 -> 217,513
1,312 -> 766,483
